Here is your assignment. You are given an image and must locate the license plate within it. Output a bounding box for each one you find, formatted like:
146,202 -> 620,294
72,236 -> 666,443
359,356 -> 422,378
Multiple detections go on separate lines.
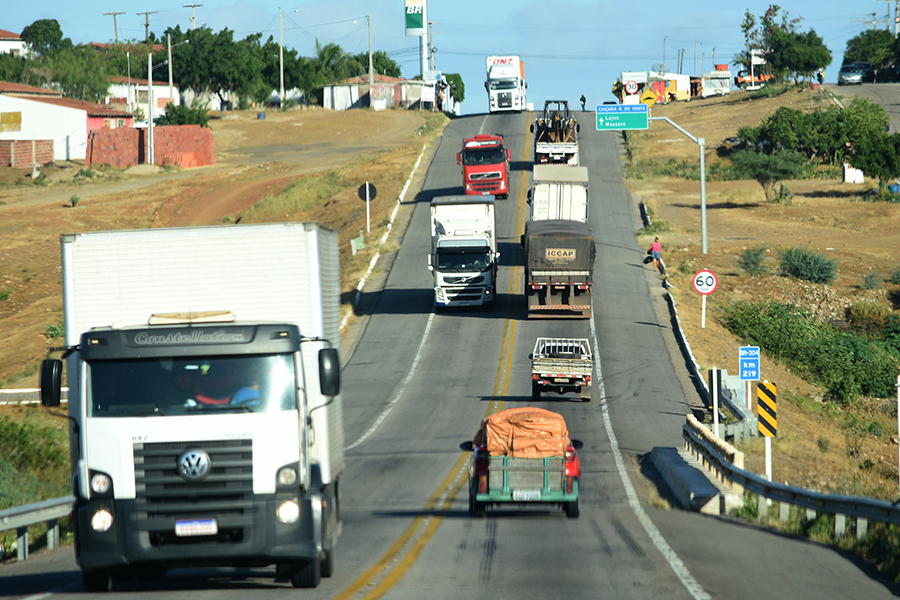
512,489 -> 541,501
553,378 -> 569,383
175,519 -> 218,537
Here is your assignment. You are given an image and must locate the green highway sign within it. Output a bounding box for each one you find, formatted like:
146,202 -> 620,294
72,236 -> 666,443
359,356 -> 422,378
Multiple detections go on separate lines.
596,104 -> 649,131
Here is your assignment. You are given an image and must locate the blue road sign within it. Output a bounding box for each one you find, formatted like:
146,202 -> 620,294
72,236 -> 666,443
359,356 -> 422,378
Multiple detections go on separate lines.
739,346 -> 760,381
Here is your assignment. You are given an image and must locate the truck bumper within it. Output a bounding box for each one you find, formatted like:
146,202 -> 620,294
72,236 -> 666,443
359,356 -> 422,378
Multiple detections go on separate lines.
73,492 -> 323,572
435,286 -> 494,308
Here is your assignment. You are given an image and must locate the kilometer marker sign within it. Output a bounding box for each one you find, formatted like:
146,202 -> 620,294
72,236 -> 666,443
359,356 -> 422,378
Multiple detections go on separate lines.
596,104 -> 649,131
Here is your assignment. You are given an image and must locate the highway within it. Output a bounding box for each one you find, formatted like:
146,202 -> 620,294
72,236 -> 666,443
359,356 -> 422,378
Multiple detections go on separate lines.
4,110 -> 900,600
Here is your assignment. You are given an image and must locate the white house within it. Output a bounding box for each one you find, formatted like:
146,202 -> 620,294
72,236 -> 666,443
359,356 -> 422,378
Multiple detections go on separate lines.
0,29 -> 27,57
107,76 -> 181,121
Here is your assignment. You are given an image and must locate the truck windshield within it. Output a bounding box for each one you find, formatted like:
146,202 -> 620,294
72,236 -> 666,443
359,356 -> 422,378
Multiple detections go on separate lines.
462,147 -> 505,166
490,80 -> 518,90
86,354 -> 297,417
435,248 -> 491,272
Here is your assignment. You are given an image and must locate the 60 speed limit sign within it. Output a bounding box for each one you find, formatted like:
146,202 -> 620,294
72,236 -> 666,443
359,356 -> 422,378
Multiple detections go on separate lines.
692,269 -> 718,295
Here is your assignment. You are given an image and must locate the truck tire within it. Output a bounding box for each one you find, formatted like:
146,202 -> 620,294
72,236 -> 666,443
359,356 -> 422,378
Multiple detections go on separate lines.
564,496 -> 580,519
532,383 -> 541,401
320,548 -> 334,578
469,493 -> 486,518
82,569 -> 112,593
290,558 -> 321,588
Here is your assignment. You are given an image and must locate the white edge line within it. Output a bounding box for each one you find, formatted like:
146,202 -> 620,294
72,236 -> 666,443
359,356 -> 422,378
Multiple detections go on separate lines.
340,144 -> 427,333
345,312 -> 435,450
590,317 -> 711,600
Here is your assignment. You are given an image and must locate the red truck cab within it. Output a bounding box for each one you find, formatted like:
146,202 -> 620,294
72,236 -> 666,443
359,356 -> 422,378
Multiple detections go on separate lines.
457,134 -> 511,199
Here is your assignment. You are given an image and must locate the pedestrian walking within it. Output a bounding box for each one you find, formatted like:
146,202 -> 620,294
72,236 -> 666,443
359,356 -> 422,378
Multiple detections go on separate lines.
648,237 -> 662,273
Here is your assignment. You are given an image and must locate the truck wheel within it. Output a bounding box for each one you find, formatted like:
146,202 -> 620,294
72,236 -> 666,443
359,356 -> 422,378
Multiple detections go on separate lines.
320,548 -> 334,578
82,569 -> 112,593
565,496 -> 580,519
532,383 -> 541,401
469,493 -> 486,518
290,558 -> 321,588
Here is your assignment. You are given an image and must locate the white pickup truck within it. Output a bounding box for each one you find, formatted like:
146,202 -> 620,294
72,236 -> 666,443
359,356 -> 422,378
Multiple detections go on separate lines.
531,338 -> 593,402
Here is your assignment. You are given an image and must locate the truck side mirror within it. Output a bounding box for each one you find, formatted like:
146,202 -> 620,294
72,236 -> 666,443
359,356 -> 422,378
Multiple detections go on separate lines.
426,255 -> 433,271
506,149 -> 511,160
459,441 -> 474,452
576,124 -> 580,133
529,123 -> 534,133
40,358 -> 63,408
571,439 -> 584,450
318,348 -> 341,396
456,152 -> 462,165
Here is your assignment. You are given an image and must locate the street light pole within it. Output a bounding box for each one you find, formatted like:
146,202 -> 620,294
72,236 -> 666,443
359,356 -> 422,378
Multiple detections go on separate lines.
168,35 -> 173,103
148,52 -> 154,165
367,15 -> 374,101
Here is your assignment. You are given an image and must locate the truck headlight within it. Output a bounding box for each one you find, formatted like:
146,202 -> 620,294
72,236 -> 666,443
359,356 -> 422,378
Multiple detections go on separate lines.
277,499 -> 300,524
91,509 -> 113,532
277,466 -> 298,487
91,473 -> 112,495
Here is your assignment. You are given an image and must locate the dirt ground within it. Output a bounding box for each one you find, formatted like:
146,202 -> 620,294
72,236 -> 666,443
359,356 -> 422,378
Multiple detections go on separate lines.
0,106 -> 438,388
629,88 -> 900,498
1,89 -> 898,501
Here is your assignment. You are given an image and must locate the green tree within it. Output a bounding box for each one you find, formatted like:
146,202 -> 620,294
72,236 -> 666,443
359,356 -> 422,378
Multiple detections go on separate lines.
766,28 -> 831,85
443,73 -> 465,103
20,19 -> 70,57
155,101 -> 210,127
348,50 -> 401,78
845,29 -> 893,75
850,132 -> 900,197
730,149 -> 807,202
0,53 -> 25,82
735,5 -> 803,78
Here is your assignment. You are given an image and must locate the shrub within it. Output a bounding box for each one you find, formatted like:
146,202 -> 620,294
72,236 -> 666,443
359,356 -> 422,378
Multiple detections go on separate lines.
888,267 -> 900,285
817,435 -> 830,453
69,194 -> 80,207
848,302 -> 891,331
859,271 -> 881,290
738,245 -> 769,276
778,246 -> 838,284
0,288 -> 10,301
773,182 -> 793,205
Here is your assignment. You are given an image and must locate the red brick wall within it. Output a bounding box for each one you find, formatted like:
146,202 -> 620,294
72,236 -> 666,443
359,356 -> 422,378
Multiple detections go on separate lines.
0,140 -> 54,167
86,125 -> 216,168
150,125 -> 216,168
85,128 -> 140,167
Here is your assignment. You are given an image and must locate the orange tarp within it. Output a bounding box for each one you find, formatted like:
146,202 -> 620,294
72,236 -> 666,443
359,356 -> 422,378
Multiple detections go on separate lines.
475,407 -> 570,458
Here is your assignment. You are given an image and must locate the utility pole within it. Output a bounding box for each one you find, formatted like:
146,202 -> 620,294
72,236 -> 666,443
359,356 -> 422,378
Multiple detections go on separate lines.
103,11 -> 126,44
428,21 -> 440,70
852,12 -> 880,30
279,7 -> 285,104
137,11 -> 157,41
367,15 -> 374,93
183,4 -> 203,30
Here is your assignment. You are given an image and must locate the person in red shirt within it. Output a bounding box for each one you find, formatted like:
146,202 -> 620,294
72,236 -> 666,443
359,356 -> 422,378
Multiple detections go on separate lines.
648,237 -> 662,273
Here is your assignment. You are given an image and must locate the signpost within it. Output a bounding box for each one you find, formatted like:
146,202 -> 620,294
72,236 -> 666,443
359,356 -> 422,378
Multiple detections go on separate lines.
357,182 -> 377,232
596,104 -> 649,131
757,381 -> 777,482
740,346 -> 760,410
692,269 -> 717,328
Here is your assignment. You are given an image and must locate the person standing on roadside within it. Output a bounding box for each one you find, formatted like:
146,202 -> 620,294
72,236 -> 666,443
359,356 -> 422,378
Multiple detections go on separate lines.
580,94 -> 586,111
648,237 -> 662,273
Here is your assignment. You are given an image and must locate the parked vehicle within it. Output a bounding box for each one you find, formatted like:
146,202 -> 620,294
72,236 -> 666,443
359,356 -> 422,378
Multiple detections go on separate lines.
458,134 -> 511,198
39,223 -> 344,591
531,337 -> 593,401
428,196 -> 498,309
531,100 -> 579,166
485,55 -> 527,113
838,65 -> 863,86
734,69 -> 774,90
460,407 -> 583,518
529,165 -> 589,222
522,219 -> 595,319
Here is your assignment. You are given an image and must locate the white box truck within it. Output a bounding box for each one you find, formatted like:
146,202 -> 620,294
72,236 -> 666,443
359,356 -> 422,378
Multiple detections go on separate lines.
427,196 -> 499,309
40,223 -> 344,591
529,165 -> 589,222
485,55 -> 527,113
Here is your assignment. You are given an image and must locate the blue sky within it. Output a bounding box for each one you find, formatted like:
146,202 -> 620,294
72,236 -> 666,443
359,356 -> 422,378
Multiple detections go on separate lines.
4,1 -> 886,114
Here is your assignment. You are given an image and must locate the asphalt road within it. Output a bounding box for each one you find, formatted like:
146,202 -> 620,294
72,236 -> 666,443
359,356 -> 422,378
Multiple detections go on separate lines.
5,108 -> 900,600
823,82 -> 900,132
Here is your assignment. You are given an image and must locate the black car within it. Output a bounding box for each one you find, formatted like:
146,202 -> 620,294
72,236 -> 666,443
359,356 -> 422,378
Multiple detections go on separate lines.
850,62 -> 875,83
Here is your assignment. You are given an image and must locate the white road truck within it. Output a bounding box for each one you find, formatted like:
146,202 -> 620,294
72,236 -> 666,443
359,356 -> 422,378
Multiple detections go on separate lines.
427,196 -> 499,309
40,223 -> 344,591
529,165 -> 589,223
485,55 -> 527,113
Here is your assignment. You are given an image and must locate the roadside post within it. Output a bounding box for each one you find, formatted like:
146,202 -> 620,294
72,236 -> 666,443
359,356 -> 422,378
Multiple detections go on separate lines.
358,182 -> 377,233
692,269 -> 717,328
740,346 -> 760,411
711,366 -> 719,437
757,381 -> 777,482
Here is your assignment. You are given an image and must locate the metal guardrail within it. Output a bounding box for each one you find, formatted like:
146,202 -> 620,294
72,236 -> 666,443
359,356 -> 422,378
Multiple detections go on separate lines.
683,417 -> 900,539
0,495 -> 75,561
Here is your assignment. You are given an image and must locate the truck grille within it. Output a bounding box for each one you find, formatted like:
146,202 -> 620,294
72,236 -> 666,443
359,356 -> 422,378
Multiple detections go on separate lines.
444,276 -> 485,284
133,439 -> 253,545
469,171 -> 501,181
498,93 -> 512,107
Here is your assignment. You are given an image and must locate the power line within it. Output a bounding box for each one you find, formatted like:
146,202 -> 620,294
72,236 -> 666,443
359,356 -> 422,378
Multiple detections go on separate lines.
103,11 -> 126,44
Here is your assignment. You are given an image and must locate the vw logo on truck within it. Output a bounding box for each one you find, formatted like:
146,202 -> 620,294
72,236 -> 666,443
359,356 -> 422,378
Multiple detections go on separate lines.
178,449 -> 211,481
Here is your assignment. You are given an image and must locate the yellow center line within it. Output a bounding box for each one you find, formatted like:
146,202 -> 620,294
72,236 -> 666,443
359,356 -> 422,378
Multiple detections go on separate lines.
331,114 -> 533,600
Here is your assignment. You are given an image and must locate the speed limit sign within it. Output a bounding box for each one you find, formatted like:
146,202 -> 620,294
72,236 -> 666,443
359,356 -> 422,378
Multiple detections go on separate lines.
692,269 -> 718,295
624,80 -> 639,95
